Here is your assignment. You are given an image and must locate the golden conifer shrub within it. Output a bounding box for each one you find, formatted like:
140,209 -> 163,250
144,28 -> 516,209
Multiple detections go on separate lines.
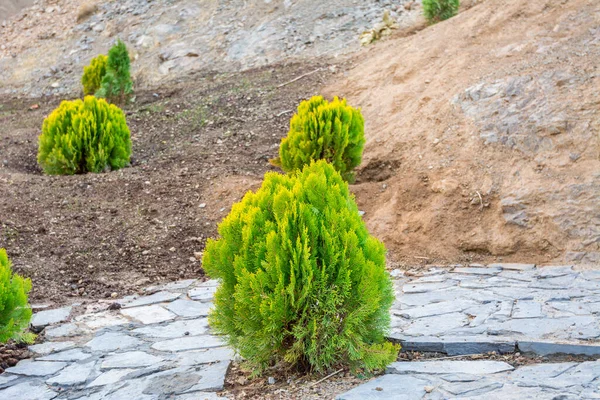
82,54 -> 108,96
37,96 -> 131,175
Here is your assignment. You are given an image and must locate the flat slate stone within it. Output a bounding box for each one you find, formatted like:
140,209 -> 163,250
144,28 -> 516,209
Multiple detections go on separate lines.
196,279 -> 220,287
393,300 -> 474,319
518,341 -> 600,356
151,335 -> 226,352
336,374 -> 428,400
0,381 -> 58,400
121,305 -> 176,325
123,291 -> 181,308
46,362 -> 95,386
0,375 -> 18,389
188,286 -> 217,302
38,349 -> 91,362
392,335 -> 516,356
29,341 -> 76,356
44,323 -> 82,339
441,379 -> 503,396
489,263 -> 535,271
132,318 -> 209,338
176,347 -> 234,366
453,267 -> 502,276
145,279 -> 197,293
387,361 -> 514,375
88,368 -> 137,387
85,332 -> 142,352
183,360 -> 231,393
76,311 -> 130,330
5,360 -> 67,377
166,299 -> 212,318
402,280 -> 457,294
31,307 -> 72,329
512,301 -> 543,319
101,351 -> 163,369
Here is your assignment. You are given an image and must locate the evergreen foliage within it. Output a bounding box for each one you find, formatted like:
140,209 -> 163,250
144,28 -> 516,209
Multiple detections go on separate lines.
81,54 -> 108,96
37,96 -> 131,175
96,39 -> 133,105
272,96 -> 365,182
0,249 -> 33,344
423,0 -> 459,23
203,160 -> 399,376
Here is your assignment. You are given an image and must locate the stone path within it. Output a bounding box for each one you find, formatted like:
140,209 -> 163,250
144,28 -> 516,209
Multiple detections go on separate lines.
338,263 -> 600,399
0,279 -> 231,400
2,263 -> 600,399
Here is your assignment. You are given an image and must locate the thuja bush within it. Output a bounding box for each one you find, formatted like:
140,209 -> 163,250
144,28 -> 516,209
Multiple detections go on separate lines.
81,54 -> 107,96
423,0 -> 459,23
272,96 -> 365,182
38,96 -> 131,175
0,249 -> 33,344
203,160 -> 399,376
96,39 -> 133,104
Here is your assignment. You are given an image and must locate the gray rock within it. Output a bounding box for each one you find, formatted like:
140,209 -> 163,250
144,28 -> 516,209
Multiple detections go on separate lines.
489,263 -> 536,271
87,368 -> 137,387
518,341 -> 600,356
183,360 -> 231,392
441,379 -> 503,396
0,375 -> 18,390
336,374 -> 429,400
453,267 -> 502,275
29,341 -> 76,356
391,335 -> 516,356
402,280 -> 457,294
101,351 -> 163,369
166,299 -> 212,318
387,361 -> 514,375
31,307 -> 72,329
151,335 -> 225,352
121,305 -> 176,325
176,347 -> 234,366
123,291 -> 181,308
0,381 -> 58,400
5,360 -> 67,377
76,311 -> 130,330
188,286 -> 217,302
44,323 -> 82,339
46,361 -> 95,386
38,349 -> 91,362
85,332 -> 142,352
511,301 -> 543,319
132,318 -> 209,338
392,300 -> 475,319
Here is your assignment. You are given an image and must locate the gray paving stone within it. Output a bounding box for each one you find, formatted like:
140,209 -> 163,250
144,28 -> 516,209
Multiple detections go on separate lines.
441,379 -> 504,396
102,379 -> 155,400
392,300 -> 476,319
145,279 -> 197,293
176,347 -> 234,366
489,263 -> 536,271
121,305 -> 177,325
132,318 -> 209,338
151,335 -> 226,352
518,341 -> 600,356
173,393 -> 229,400
402,280 -> 457,294
0,381 -> 58,400
188,286 -> 218,302
336,374 -> 429,400
143,367 -> 202,395
75,311 -> 130,330
5,360 -> 67,377
0,375 -> 18,390
29,341 -> 76,356
31,307 -> 72,329
46,361 -> 96,386
387,361 -> 514,375
85,332 -> 142,352
391,335 -> 516,355
453,267 -> 502,275
44,323 -> 82,339
183,360 -> 231,393
166,299 -> 212,318
87,368 -> 137,387
123,291 -> 182,308
101,351 -> 163,369
512,300 -> 543,319
38,349 -> 91,362
400,312 -> 469,337
196,279 -> 220,287
535,265 -> 574,278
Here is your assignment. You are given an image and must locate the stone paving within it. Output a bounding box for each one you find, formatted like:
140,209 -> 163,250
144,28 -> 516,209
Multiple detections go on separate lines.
0,279 -> 232,400
2,263 -> 600,399
389,264 -> 600,356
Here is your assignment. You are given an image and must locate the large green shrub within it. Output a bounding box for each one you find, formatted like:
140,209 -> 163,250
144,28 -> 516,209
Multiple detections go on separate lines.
272,96 -> 365,182
203,160 -> 399,376
0,249 -> 33,344
82,54 -> 108,96
96,39 -> 133,105
423,0 -> 459,23
37,96 -> 131,175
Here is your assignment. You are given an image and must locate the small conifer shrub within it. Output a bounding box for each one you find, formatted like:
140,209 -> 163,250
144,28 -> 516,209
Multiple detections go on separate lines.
423,0 -> 459,23
203,160 -> 399,376
96,39 -> 134,104
272,96 -> 365,182
81,54 -> 108,96
0,249 -> 33,344
38,96 -> 131,175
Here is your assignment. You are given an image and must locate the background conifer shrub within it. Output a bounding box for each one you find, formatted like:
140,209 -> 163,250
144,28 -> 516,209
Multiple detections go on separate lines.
96,39 -> 134,105
203,160 -> 399,376
272,96 -> 365,182
38,96 -> 131,175
0,249 -> 33,344
81,54 -> 107,96
423,0 -> 459,23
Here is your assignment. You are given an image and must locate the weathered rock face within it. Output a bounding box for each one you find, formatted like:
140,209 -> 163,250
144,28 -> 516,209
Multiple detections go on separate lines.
328,0 -> 600,265
0,0 -> 420,98
0,0 -> 34,20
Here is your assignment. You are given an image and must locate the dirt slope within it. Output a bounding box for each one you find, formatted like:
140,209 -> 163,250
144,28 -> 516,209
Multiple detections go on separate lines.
328,0 -> 600,265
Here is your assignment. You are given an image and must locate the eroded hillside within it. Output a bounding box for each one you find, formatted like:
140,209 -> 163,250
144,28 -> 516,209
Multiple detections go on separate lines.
328,0 -> 600,265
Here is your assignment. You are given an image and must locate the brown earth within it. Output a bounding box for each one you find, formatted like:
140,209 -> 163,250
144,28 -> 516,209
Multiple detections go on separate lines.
328,0 -> 600,266
0,62 -> 339,305
0,0 -> 33,21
